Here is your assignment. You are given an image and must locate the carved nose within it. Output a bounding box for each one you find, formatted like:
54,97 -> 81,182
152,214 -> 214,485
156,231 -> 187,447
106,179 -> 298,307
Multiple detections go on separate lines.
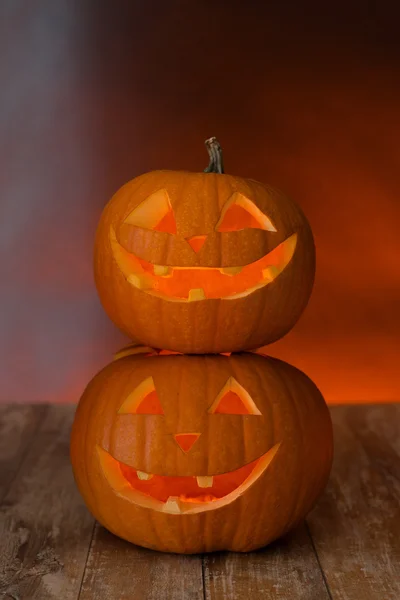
186,235 -> 207,253
174,433 -> 200,452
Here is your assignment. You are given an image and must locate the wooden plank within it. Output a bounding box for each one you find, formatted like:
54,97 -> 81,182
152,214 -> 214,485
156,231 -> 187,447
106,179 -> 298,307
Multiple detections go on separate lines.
0,404 -> 48,502
0,405 -> 95,600
1,403 -> 398,600
204,523 -> 330,600
308,404 -> 400,600
78,522 -> 204,600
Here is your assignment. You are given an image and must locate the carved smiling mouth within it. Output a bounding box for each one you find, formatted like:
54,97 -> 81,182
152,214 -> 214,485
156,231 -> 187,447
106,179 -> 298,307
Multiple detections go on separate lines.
110,228 -> 297,301
97,443 -> 281,514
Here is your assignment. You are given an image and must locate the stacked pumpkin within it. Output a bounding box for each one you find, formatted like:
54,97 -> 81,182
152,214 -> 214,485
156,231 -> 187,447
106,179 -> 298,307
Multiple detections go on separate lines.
70,138 -> 333,553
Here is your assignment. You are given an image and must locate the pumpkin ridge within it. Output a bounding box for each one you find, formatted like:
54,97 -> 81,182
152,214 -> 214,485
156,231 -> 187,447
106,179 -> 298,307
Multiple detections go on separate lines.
94,138 -> 316,352
71,352 -> 332,552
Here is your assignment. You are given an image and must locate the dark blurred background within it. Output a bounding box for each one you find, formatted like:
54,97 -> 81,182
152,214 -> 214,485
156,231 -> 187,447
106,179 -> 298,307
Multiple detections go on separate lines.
1,0 -> 399,404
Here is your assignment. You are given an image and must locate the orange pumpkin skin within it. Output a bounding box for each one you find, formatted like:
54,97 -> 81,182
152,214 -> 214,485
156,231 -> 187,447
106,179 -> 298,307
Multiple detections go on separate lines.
70,351 -> 333,553
94,169 -> 315,353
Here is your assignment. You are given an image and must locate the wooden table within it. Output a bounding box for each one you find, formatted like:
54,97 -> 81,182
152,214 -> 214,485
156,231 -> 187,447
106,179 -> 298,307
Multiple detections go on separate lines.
0,404 -> 399,600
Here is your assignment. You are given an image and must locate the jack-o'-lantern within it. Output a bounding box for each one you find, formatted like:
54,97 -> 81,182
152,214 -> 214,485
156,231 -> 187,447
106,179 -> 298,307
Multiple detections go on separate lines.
70,348 -> 333,553
94,138 -> 315,353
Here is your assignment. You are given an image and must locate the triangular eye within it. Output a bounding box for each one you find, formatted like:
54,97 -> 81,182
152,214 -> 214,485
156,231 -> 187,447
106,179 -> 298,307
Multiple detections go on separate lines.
153,206 -> 177,234
216,192 -> 276,232
118,376 -> 164,415
212,390 -> 250,414
124,189 -> 177,234
135,390 -> 164,414
209,377 -> 261,415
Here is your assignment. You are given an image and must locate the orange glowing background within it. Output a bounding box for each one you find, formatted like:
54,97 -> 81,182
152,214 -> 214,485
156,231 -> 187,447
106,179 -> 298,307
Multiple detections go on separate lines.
1,1 -> 399,404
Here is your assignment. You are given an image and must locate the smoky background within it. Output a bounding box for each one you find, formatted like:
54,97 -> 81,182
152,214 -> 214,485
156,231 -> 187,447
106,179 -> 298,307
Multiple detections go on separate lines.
0,0 -> 399,403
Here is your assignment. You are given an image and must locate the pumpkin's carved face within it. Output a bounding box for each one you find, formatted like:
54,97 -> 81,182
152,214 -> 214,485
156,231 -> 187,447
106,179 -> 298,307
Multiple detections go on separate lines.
97,364 -> 280,514
110,188 -> 297,302
94,171 -> 315,352
70,351 -> 333,553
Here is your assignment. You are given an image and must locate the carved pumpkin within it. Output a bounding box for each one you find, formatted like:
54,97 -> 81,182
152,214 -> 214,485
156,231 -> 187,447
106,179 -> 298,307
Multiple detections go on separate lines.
70,348 -> 333,553
94,138 -> 315,353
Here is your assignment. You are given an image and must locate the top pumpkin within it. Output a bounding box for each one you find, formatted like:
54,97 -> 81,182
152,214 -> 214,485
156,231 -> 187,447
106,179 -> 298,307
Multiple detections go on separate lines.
94,138 -> 315,353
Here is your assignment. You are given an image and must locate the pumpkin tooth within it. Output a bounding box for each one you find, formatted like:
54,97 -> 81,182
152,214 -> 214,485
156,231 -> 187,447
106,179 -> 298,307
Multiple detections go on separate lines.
137,470 -> 153,481
164,497 -> 182,513
188,288 -> 206,301
270,265 -> 282,276
196,476 -> 213,488
262,265 -> 281,281
127,273 -> 153,290
220,266 -> 243,276
153,264 -> 170,276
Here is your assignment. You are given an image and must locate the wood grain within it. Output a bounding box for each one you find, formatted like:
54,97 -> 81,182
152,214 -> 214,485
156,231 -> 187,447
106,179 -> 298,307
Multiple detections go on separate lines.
308,404 -> 400,600
0,405 -> 94,600
0,404 -> 399,599
204,523 -> 330,600
78,523 -> 203,600
0,404 -> 48,502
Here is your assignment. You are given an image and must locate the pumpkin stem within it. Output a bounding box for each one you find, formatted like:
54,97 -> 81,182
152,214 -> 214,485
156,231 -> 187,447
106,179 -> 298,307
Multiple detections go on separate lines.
204,137 -> 224,174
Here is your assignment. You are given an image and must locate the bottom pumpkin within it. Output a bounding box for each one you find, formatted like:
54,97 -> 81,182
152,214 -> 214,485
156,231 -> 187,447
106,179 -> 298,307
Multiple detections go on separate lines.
70,348 -> 333,553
